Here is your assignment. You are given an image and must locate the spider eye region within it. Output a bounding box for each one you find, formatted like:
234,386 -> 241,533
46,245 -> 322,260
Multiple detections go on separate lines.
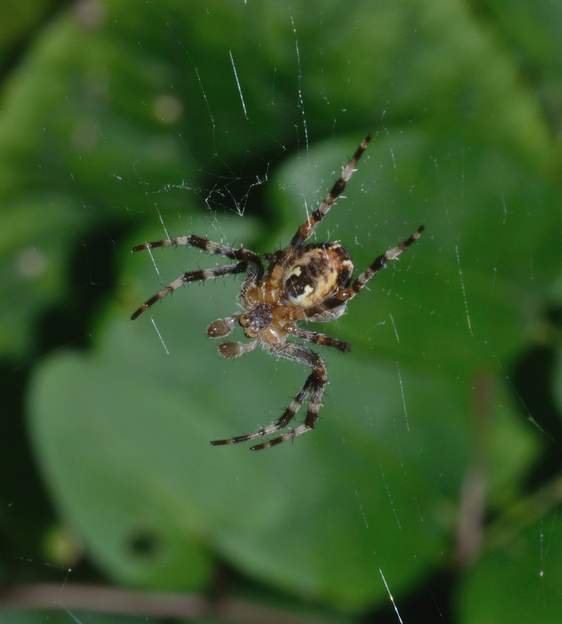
284,245 -> 353,307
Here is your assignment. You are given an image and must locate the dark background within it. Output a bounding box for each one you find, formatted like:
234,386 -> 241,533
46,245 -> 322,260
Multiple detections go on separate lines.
0,1 -> 561,623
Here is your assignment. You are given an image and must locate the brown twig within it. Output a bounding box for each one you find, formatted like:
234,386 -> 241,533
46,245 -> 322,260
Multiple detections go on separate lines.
0,583 -> 331,624
455,374 -> 492,566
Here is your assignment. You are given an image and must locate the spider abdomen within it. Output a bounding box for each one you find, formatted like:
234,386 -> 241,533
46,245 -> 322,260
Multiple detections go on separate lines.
284,243 -> 353,307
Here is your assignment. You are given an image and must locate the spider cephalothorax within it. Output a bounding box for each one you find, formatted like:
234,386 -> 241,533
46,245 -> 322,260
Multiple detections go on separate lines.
131,134 -> 424,450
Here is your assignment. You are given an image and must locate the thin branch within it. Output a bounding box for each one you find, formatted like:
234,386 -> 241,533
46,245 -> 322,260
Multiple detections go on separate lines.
455,374 -> 492,566
0,583 -> 331,624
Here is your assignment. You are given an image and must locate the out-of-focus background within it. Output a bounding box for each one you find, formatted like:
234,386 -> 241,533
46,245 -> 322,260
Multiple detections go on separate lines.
1,1 -> 561,623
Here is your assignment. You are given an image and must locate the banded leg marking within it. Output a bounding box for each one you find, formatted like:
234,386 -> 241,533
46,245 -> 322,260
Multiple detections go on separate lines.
131,262 -> 245,320
287,326 -> 350,353
210,380 -> 312,446
210,343 -> 327,451
250,373 -> 325,451
133,234 -> 263,269
290,134 -> 372,248
350,225 -> 425,294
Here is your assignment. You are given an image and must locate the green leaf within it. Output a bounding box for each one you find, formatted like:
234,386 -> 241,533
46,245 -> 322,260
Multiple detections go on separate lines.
0,0 -> 53,69
0,11 -> 196,358
476,0 -> 562,123
457,511 -> 562,624
0,197 -> 88,355
29,215 -> 536,609
271,132 -> 559,375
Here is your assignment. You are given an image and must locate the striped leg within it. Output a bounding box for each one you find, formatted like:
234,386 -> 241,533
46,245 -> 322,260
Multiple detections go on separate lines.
290,134 -> 372,248
251,369 -> 326,451
304,225 -> 425,319
133,234 -> 263,273
134,234 -> 263,300
210,376 -> 313,446
348,225 -> 425,294
210,343 -> 326,450
287,326 -> 350,353
131,262 -> 245,320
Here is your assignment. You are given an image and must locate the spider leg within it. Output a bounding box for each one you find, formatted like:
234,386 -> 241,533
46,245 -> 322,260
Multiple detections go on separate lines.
304,225 -> 425,318
290,134 -> 372,249
210,373 -> 314,446
210,343 -> 327,450
347,225 -> 425,295
131,262 -> 245,320
287,326 -> 350,352
133,234 -> 263,277
251,364 -> 326,451
133,234 -> 263,308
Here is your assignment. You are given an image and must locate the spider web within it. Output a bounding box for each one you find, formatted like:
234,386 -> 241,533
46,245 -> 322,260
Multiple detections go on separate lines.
4,2 -> 560,624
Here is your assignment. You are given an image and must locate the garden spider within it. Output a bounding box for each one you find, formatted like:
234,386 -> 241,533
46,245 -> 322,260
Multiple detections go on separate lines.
131,134 -> 424,451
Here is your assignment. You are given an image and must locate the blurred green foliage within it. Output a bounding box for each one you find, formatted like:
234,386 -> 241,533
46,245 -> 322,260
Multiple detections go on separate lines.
0,1 -> 560,623
0,0 -> 54,68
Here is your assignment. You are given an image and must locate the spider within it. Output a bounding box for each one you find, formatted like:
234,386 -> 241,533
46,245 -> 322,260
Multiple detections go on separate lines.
131,134 -> 424,451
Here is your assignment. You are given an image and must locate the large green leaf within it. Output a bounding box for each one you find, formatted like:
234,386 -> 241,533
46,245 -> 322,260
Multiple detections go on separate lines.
29,213 -> 535,609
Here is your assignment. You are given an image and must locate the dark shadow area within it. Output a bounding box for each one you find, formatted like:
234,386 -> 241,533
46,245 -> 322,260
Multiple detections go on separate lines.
0,361 -> 55,583
512,341 -> 562,491
0,219 -> 130,584
34,221 -> 130,355
199,144 -> 288,228
364,568 -> 457,624
127,530 -> 161,560
0,0 -> 73,83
